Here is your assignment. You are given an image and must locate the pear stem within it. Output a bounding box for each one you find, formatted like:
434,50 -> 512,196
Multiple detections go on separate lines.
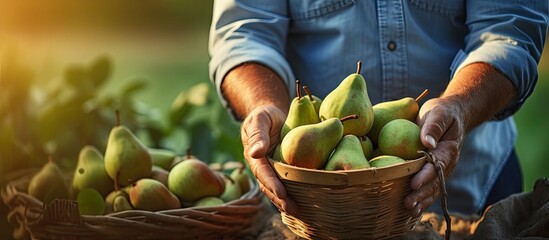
356,61 -> 362,74
295,80 -> 302,100
186,148 -> 191,160
302,85 -> 314,101
224,174 -> 235,184
415,89 -> 429,102
340,114 -> 358,122
238,165 -> 245,174
115,110 -> 121,127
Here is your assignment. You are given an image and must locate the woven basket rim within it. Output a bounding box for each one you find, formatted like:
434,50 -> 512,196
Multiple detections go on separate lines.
269,156 -> 426,186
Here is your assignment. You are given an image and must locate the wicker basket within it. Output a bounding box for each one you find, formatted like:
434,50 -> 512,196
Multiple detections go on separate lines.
1,168 -> 265,240
270,156 -> 426,239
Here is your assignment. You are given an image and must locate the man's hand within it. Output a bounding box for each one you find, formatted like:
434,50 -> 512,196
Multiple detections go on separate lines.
405,98 -> 465,217
404,62 -> 516,217
240,106 -> 298,215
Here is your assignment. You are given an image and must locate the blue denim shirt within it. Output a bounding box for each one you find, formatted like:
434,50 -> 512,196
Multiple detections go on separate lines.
209,0 -> 548,215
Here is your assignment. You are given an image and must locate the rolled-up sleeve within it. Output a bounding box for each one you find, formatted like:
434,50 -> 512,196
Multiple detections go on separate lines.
450,1 -> 549,119
208,0 -> 295,110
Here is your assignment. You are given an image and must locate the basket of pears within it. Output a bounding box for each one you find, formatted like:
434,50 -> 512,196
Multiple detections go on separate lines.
269,61 -> 430,240
1,112 -> 264,240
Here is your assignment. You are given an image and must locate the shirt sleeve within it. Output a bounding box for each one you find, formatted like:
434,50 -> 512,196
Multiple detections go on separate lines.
208,0 -> 295,114
450,1 -> 549,119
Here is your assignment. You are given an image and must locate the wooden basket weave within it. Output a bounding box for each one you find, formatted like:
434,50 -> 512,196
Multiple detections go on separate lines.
1,168 -> 265,240
270,156 -> 426,239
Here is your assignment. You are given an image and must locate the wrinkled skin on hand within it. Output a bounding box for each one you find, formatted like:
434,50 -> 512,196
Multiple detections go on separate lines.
405,98 -> 466,217
240,105 -> 298,214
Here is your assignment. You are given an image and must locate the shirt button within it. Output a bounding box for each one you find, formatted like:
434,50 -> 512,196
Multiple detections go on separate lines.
387,41 -> 397,51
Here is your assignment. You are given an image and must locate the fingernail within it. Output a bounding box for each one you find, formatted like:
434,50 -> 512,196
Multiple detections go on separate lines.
250,142 -> 262,154
415,208 -> 421,216
417,182 -> 423,189
426,135 -> 437,148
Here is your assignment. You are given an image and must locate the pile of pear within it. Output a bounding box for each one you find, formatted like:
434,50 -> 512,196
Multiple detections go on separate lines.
26,113 -> 251,216
272,61 -> 428,171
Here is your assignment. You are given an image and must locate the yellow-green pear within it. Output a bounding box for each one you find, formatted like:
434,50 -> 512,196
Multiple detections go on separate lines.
324,135 -> 370,171
220,176 -> 242,202
281,115 -> 357,169
72,145 -> 113,197
113,195 -> 133,212
168,159 -> 225,204
369,155 -> 406,167
129,178 -> 180,211
104,189 -> 129,214
302,85 -> 323,114
280,80 -> 320,139
230,167 -> 251,194
149,148 -> 176,170
271,144 -> 285,163
28,157 -> 68,203
368,89 -> 428,145
194,197 -> 224,207
378,119 -> 425,160
359,135 -> 374,160
104,111 -> 152,187
150,165 -> 169,186
77,188 -> 105,215
318,61 -> 374,136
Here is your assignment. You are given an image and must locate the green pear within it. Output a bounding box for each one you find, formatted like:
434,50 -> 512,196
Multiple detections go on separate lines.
324,135 -> 370,171
170,148 -> 198,169
271,144 -> 285,163
104,112 -> 152,187
194,197 -> 224,207
77,188 -> 105,215
113,195 -> 133,212
281,115 -> 356,169
104,189 -> 129,214
369,155 -> 406,167
302,85 -> 323,114
359,135 -> 374,160
318,61 -> 374,136
150,166 -> 169,186
168,159 -> 225,204
230,167 -> 251,194
149,148 -> 176,170
280,80 -> 320,139
367,89 -> 428,145
378,119 -> 425,160
129,178 -> 180,211
72,145 -> 113,197
28,157 -> 68,203
220,176 -> 242,202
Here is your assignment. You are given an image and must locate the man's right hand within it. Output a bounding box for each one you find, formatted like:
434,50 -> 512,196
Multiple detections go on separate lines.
240,105 -> 298,215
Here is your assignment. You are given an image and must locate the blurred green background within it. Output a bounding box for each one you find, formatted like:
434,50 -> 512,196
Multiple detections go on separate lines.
0,1 -> 548,239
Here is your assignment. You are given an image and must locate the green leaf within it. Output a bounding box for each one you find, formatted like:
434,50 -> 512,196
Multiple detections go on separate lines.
88,55 -> 112,87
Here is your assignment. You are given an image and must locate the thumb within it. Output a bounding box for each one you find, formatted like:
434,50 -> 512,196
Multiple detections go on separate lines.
417,102 -> 449,150
241,111 -> 275,159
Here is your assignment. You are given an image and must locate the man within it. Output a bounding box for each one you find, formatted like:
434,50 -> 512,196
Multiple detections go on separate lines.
208,0 -> 548,217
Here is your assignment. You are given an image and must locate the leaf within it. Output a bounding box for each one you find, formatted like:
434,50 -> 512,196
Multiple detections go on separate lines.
169,90 -> 192,126
186,82 -> 211,106
88,55 -> 112,87
64,64 -> 87,88
121,79 -> 149,98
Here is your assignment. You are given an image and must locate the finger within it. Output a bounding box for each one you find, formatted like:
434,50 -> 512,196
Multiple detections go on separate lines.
248,156 -> 286,199
241,114 -> 273,159
258,181 -> 298,215
405,178 -> 441,217
411,140 -> 457,190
